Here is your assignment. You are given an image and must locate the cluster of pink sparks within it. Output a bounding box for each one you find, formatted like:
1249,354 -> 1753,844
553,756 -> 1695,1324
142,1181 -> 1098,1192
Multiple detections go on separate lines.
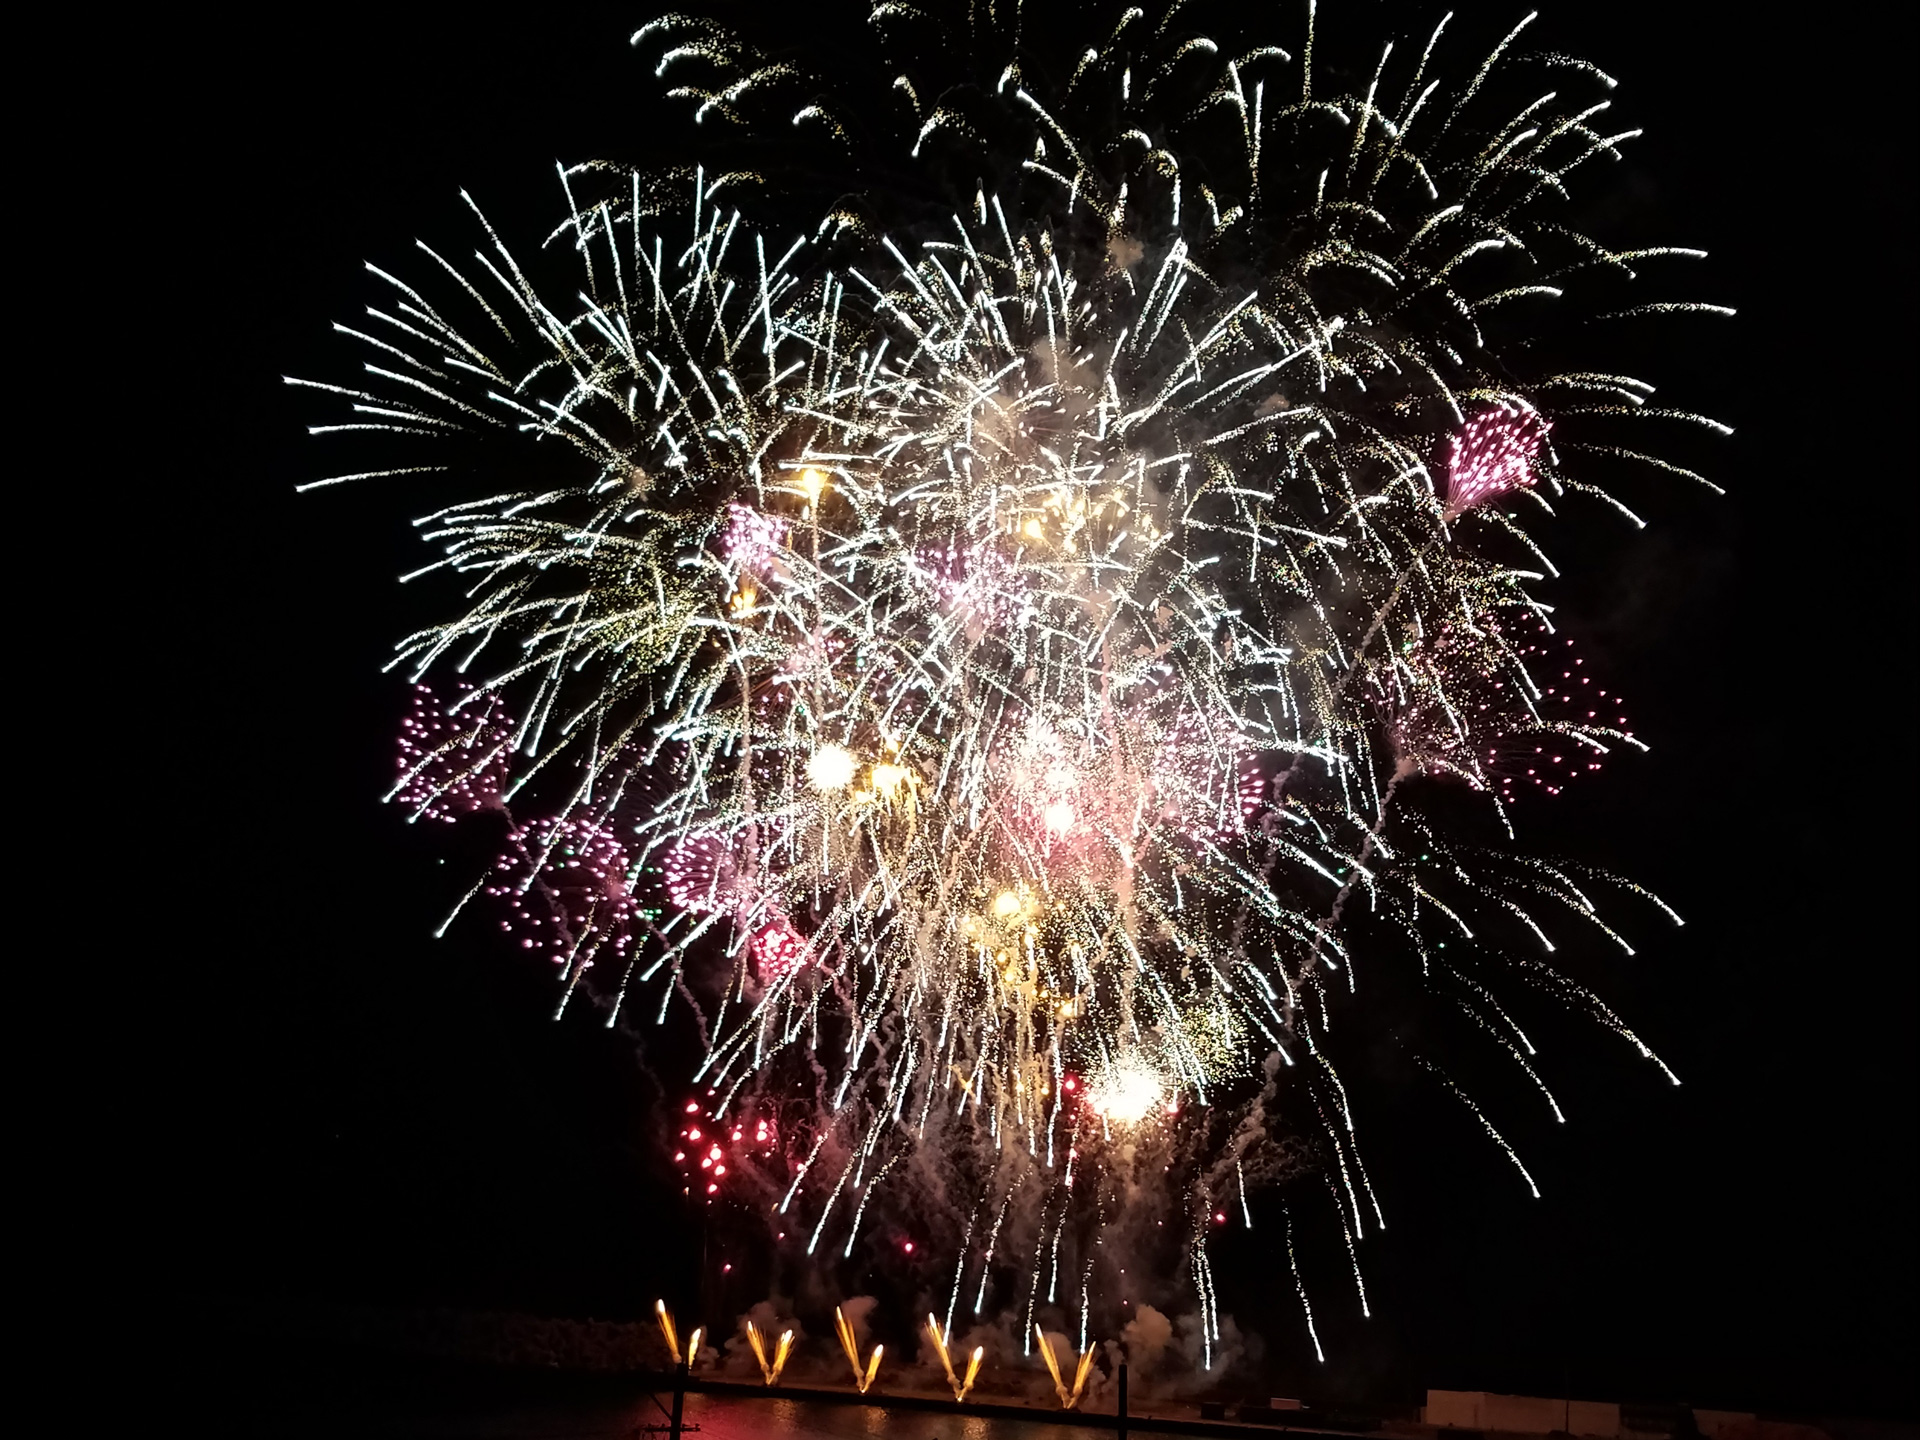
1445,402 -> 1550,519
749,915 -> 809,977
394,682 -> 510,822
723,502 -> 790,572
1381,611 -> 1634,804
487,815 -> 640,971
912,540 -> 1030,630
396,672 -> 806,990
1509,635 -> 1633,801
663,833 -> 737,915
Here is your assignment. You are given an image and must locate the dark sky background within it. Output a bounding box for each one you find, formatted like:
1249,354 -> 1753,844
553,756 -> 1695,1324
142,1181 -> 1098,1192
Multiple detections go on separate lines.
131,0 -> 1912,1420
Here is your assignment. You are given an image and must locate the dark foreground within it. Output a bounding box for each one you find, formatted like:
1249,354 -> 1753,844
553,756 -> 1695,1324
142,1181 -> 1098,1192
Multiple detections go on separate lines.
165,1347 -> 1917,1440
316,1387 -> 1244,1439
184,1352 -> 1357,1439
160,1329 -> 1445,1440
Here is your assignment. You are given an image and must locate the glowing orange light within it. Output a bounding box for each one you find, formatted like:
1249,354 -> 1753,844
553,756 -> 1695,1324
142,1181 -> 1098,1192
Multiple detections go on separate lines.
871,761 -> 914,802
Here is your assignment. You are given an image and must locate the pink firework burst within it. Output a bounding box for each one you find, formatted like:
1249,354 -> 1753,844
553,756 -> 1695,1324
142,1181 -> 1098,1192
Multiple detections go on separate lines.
913,539 -> 1028,629
1504,631 -> 1636,803
393,682 -> 513,822
722,503 -> 789,572
1149,709 -> 1266,840
1382,614 -> 1634,803
489,816 -> 638,969
663,832 -> 742,914
1444,402 -> 1550,519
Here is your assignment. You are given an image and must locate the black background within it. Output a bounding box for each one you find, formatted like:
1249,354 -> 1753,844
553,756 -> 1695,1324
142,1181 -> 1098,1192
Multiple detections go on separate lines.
123,0 -> 1912,1419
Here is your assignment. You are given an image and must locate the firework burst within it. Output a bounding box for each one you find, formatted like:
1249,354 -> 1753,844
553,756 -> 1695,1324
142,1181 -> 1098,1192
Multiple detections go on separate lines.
392,682 -> 512,822
294,1 -> 1726,1368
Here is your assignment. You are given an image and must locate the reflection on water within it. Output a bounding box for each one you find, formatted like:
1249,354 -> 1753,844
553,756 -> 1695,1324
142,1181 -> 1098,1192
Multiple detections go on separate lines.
679,1393 -> 1117,1439
326,1386 -> 1142,1439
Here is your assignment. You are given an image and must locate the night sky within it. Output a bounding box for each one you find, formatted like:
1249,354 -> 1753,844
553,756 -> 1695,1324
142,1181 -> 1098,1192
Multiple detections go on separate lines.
132,1 -> 1912,1419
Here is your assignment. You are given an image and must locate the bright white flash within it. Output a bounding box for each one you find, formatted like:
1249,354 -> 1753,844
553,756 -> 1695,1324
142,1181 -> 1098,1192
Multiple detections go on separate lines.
807,744 -> 858,791
1088,1054 -> 1165,1125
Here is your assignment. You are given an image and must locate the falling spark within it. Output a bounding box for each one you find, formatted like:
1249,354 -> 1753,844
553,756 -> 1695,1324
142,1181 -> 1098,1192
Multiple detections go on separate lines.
1284,1206 -> 1326,1364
